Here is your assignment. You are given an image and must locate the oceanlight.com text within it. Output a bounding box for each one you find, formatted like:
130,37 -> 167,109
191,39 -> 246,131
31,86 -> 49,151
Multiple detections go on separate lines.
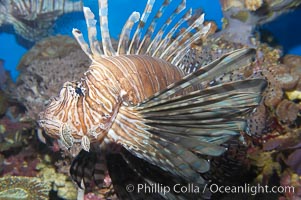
125,183 -> 295,196
208,183 -> 295,196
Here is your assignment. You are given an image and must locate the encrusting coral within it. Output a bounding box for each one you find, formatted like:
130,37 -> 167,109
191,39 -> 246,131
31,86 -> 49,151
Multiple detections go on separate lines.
0,176 -> 50,200
36,162 -> 78,200
219,0 -> 301,45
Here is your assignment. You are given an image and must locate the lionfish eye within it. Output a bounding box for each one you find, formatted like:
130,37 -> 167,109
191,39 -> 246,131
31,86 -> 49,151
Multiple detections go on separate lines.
75,87 -> 84,96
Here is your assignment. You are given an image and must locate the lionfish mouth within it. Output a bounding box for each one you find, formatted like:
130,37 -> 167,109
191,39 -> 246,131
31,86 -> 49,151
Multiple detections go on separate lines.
38,115 -> 61,139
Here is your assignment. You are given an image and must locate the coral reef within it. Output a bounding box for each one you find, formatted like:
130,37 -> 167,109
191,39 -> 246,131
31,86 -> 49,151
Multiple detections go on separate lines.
0,1 -> 300,200
1,147 -> 40,177
241,51 -> 301,199
219,0 -> 301,45
36,163 -> 78,200
0,90 -> 8,116
280,169 -> 301,199
0,86 -> 34,152
248,150 -> 282,184
10,35 -> 90,120
0,176 -> 50,199
266,59 -> 301,123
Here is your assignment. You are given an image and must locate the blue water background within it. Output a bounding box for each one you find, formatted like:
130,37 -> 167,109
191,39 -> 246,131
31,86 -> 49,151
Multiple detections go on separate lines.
0,0 -> 300,81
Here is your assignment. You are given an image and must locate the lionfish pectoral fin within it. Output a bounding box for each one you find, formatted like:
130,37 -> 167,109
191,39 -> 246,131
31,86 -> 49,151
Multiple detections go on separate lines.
136,77 -> 267,138
139,48 -> 259,105
115,79 -> 266,181
70,150 -> 107,190
109,107 -> 209,185
108,48 -> 267,185
132,48 -> 267,145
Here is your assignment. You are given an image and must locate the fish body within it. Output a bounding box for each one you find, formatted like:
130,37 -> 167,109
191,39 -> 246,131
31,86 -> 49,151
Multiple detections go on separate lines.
0,0 -> 82,42
39,55 -> 184,141
38,0 -> 267,198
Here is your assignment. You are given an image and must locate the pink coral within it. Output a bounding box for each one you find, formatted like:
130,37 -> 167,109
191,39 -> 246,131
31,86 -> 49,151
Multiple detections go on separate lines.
280,169 -> 301,200
1,146 -> 40,177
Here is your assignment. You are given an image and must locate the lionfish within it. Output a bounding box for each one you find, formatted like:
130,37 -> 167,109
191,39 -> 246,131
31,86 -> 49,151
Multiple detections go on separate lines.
38,0 -> 266,198
0,0 -> 82,42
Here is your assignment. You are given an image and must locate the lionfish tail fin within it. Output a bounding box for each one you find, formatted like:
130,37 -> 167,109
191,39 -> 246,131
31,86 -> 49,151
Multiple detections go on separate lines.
73,0 -> 211,63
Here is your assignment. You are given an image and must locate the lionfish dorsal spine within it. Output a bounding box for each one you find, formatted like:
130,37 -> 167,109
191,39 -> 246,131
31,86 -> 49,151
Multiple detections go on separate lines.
172,19 -> 211,66
73,0 -> 211,68
127,0 -> 156,55
117,12 -> 140,55
146,0 -> 187,55
98,0 -> 116,56
151,8 -> 192,58
72,28 -> 94,60
161,13 -> 209,62
83,7 -> 103,57
136,0 -> 172,54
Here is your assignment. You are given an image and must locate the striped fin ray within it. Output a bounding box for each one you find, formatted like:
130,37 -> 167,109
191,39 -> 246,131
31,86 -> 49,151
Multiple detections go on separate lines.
83,7 -> 103,58
147,0 -> 187,55
128,0 -> 156,54
171,23 -> 211,66
70,149 -> 107,190
139,48 -> 257,106
134,79 -> 266,151
72,0 -> 116,60
160,14 -> 210,62
107,149 -> 196,200
72,28 -> 93,60
136,0 -> 172,54
117,147 -> 207,199
117,12 -> 141,54
108,107 -> 210,184
152,8 -> 192,58
73,0 -> 211,61
140,79 -> 263,113
98,0 -> 116,56
127,79 -> 266,157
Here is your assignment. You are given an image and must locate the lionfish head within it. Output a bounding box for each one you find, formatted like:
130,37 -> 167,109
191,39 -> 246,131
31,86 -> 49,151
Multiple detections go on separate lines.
38,80 -> 110,152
